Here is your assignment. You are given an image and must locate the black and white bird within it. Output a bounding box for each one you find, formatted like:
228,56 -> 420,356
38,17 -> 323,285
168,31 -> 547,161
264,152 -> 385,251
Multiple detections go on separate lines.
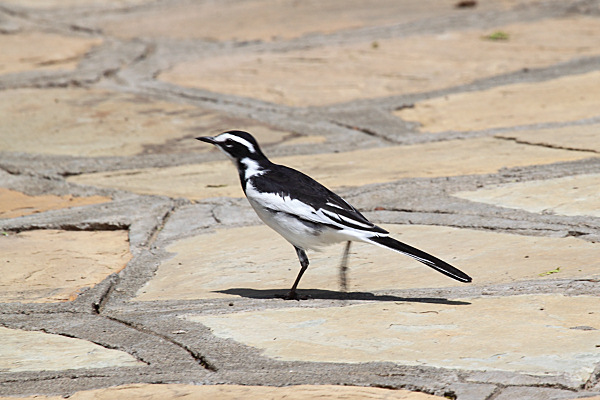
197,130 -> 471,300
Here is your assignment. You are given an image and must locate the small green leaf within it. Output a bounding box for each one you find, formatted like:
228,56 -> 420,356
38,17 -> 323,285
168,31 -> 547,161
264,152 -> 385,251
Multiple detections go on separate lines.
484,31 -> 510,41
539,267 -> 561,276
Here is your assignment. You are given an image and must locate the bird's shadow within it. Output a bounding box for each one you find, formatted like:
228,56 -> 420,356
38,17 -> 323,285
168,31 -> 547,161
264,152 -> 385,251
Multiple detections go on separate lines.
215,288 -> 471,306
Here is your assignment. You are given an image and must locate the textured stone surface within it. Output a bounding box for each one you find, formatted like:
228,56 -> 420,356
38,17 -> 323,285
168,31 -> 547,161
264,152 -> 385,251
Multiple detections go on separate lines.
494,387 -> 600,400
0,326 -> 143,372
190,294 -> 600,383
0,32 -> 102,75
134,225 -> 599,301
0,229 -> 131,303
0,383 -> 442,400
68,137 -> 589,200
159,17 -> 600,106
0,188 -> 110,219
3,0 -> 149,8
454,173 -> 600,217
0,88 -> 293,157
3,1 -> 600,398
83,0 -> 526,42
495,123 -> 600,153
396,70 -> 600,133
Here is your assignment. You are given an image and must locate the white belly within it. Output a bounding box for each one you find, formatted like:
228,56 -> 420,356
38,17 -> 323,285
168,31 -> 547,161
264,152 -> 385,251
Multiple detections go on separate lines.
247,198 -> 354,251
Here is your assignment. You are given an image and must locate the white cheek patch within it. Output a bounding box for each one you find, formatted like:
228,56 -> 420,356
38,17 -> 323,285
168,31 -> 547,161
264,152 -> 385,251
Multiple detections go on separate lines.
241,158 -> 265,179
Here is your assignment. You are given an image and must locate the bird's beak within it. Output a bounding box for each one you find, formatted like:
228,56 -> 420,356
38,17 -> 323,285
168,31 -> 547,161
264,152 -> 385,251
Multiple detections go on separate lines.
196,136 -> 217,144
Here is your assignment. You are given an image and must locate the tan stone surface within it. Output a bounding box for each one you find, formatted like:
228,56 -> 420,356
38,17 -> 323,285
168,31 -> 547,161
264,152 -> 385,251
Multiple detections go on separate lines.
3,0 -> 149,8
0,383 -> 441,400
0,230 -> 131,303
69,137 -> 590,200
0,326 -> 144,372
189,295 -> 600,382
397,70 -> 600,133
495,123 -> 600,153
159,17 -> 600,106
91,0 -> 525,42
0,87 -> 295,157
0,188 -> 110,219
134,225 -> 600,301
454,173 -> 600,217
0,32 -> 102,75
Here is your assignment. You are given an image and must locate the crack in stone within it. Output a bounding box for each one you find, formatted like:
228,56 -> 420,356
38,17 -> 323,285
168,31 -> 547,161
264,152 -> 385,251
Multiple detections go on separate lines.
38,326 -> 150,365
141,199 -> 188,250
103,315 -> 218,372
131,42 -> 156,66
331,120 -> 398,144
495,135 -> 599,154
485,385 -> 505,400
1,223 -> 130,234
584,364 -> 600,390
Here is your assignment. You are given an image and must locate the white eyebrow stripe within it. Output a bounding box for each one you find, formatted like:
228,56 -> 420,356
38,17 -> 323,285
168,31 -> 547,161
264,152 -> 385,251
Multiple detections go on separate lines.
216,133 -> 256,153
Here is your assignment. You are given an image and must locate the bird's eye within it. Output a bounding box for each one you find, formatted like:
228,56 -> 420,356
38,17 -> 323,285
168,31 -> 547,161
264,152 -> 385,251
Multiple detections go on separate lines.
224,139 -> 234,148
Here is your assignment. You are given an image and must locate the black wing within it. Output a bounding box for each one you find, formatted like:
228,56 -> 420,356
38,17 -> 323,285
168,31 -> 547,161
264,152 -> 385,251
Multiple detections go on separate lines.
250,164 -> 388,234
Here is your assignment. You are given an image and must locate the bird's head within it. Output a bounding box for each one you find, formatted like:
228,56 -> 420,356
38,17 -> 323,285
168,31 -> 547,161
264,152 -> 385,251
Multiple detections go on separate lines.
197,130 -> 267,162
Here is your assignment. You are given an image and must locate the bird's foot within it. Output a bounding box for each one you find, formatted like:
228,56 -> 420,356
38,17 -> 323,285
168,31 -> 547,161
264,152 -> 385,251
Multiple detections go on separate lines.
275,291 -> 310,301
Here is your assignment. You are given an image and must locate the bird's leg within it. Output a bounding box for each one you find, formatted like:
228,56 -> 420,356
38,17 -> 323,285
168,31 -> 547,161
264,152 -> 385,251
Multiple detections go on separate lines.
339,241 -> 351,292
278,246 -> 310,300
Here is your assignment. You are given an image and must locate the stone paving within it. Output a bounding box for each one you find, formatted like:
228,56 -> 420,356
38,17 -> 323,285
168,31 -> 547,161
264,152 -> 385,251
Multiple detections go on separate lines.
1,1 -> 600,399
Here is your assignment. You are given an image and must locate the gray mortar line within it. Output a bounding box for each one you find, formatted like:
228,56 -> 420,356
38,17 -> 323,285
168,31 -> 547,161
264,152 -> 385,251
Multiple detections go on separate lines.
107,54 -> 600,147
101,313 -> 218,372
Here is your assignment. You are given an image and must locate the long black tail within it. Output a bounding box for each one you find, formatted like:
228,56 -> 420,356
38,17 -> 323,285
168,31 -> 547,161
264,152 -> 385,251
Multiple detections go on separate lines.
368,236 -> 472,283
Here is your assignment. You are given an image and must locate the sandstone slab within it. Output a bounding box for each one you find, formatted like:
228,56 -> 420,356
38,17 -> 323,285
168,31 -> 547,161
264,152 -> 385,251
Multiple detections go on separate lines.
85,0 -> 525,42
0,188 -> 110,219
2,0 -> 149,8
134,224 -> 600,301
0,87 -> 294,157
0,383 -> 441,400
159,17 -> 600,106
495,123 -> 600,153
0,32 -> 102,75
69,137 -> 590,200
0,229 -> 131,303
454,173 -> 600,217
189,294 -> 600,383
396,70 -> 600,133
0,326 -> 143,372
